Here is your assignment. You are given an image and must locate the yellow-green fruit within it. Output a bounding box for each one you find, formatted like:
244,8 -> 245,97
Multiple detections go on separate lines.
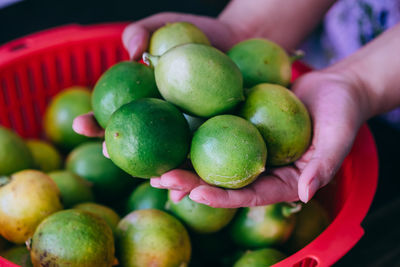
125,181 -> 168,214
190,115 -> 267,189
73,202 -> 120,235
44,86 -> 93,151
233,248 -> 286,267
30,209 -> 115,267
0,170 -> 62,244
48,170 -> 94,208
149,22 -> 210,55
230,203 -> 296,248
116,209 -> 191,267
0,127 -> 33,175
26,139 -> 62,172
286,200 -> 330,252
148,43 -> 244,117
0,246 -> 33,267
227,38 -> 292,87
166,194 -> 237,233
240,83 -> 311,166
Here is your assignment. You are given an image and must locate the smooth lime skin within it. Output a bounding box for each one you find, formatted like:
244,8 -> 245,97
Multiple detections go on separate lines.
0,170 -> 63,244
233,248 -> 286,267
92,61 -> 159,128
240,83 -> 311,166
190,115 -> 267,189
227,38 -> 292,87
0,127 -> 33,175
230,203 -> 296,248
167,194 -> 237,234
44,87 -> 93,151
48,170 -> 94,208
30,210 -> 115,267
66,142 -> 136,201
0,246 -> 33,267
116,209 -> 191,267
154,43 -> 244,118
149,22 -> 210,55
26,140 -> 62,172
286,200 -> 330,252
73,202 -> 121,235
125,182 -> 168,213
105,98 -> 191,178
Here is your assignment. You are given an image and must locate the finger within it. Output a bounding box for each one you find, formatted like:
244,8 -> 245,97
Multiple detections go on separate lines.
296,114 -> 358,203
157,169 -> 207,191
102,141 -> 110,159
169,190 -> 188,203
189,168 -> 300,208
122,24 -> 149,60
72,112 -> 104,138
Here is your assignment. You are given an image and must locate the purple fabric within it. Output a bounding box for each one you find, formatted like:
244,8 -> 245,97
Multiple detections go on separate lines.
322,0 -> 400,129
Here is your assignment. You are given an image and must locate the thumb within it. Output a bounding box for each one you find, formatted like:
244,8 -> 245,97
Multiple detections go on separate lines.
296,117 -> 359,203
122,24 -> 149,60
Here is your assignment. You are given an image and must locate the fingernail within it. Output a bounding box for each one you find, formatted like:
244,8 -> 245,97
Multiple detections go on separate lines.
150,179 -> 162,188
102,142 -> 110,158
189,191 -> 210,205
303,179 -> 320,203
127,35 -> 142,59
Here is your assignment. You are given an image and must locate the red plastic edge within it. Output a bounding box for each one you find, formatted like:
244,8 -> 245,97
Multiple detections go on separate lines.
0,23 -> 379,267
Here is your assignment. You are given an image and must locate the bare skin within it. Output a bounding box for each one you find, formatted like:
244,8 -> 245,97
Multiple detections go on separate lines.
73,1 -> 400,208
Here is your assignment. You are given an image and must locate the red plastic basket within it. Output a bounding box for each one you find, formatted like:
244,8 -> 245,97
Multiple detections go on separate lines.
0,23 -> 378,267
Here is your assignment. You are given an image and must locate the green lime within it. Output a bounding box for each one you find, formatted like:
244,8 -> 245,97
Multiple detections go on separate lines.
125,181 -> 168,214
105,98 -> 191,178
0,236 -> 9,252
230,203 -> 296,248
0,127 -> 33,175
116,209 -> 191,267
149,22 -> 210,55
48,170 -> 94,208
146,43 -> 244,117
240,83 -> 311,166
0,170 -> 62,244
66,142 -> 137,202
73,202 -> 121,235
227,38 -> 292,87
26,139 -> 62,172
233,248 -> 286,267
44,86 -> 94,151
190,115 -> 267,189
166,194 -> 237,233
92,61 -> 160,128
30,209 -> 115,267
286,200 -> 330,252
0,246 -> 33,267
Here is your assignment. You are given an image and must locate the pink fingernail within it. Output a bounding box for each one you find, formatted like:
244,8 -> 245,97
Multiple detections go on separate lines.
102,142 -> 110,158
303,179 -> 320,203
189,192 -> 210,205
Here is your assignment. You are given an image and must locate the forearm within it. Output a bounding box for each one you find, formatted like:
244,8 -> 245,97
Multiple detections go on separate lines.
328,23 -> 400,119
219,0 -> 336,51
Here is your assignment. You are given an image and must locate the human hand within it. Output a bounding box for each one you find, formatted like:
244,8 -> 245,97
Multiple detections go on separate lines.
150,68 -> 370,208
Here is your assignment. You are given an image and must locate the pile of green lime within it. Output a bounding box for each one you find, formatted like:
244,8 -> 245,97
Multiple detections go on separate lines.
0,21 -> 329,267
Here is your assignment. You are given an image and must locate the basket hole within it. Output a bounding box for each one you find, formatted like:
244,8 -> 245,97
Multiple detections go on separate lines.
9,43 -> 27,52
294,257 -> 318,267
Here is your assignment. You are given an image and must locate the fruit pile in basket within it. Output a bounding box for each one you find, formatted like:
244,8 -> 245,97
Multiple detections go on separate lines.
0,22 -> 330,267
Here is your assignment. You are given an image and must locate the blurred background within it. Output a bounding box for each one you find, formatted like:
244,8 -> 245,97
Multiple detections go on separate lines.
1,0 -> 400,266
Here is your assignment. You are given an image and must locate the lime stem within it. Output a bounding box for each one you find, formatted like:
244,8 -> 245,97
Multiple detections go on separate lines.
282,202 -> 302,217
290,50 -> 305,63
142,53 -> 160,68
